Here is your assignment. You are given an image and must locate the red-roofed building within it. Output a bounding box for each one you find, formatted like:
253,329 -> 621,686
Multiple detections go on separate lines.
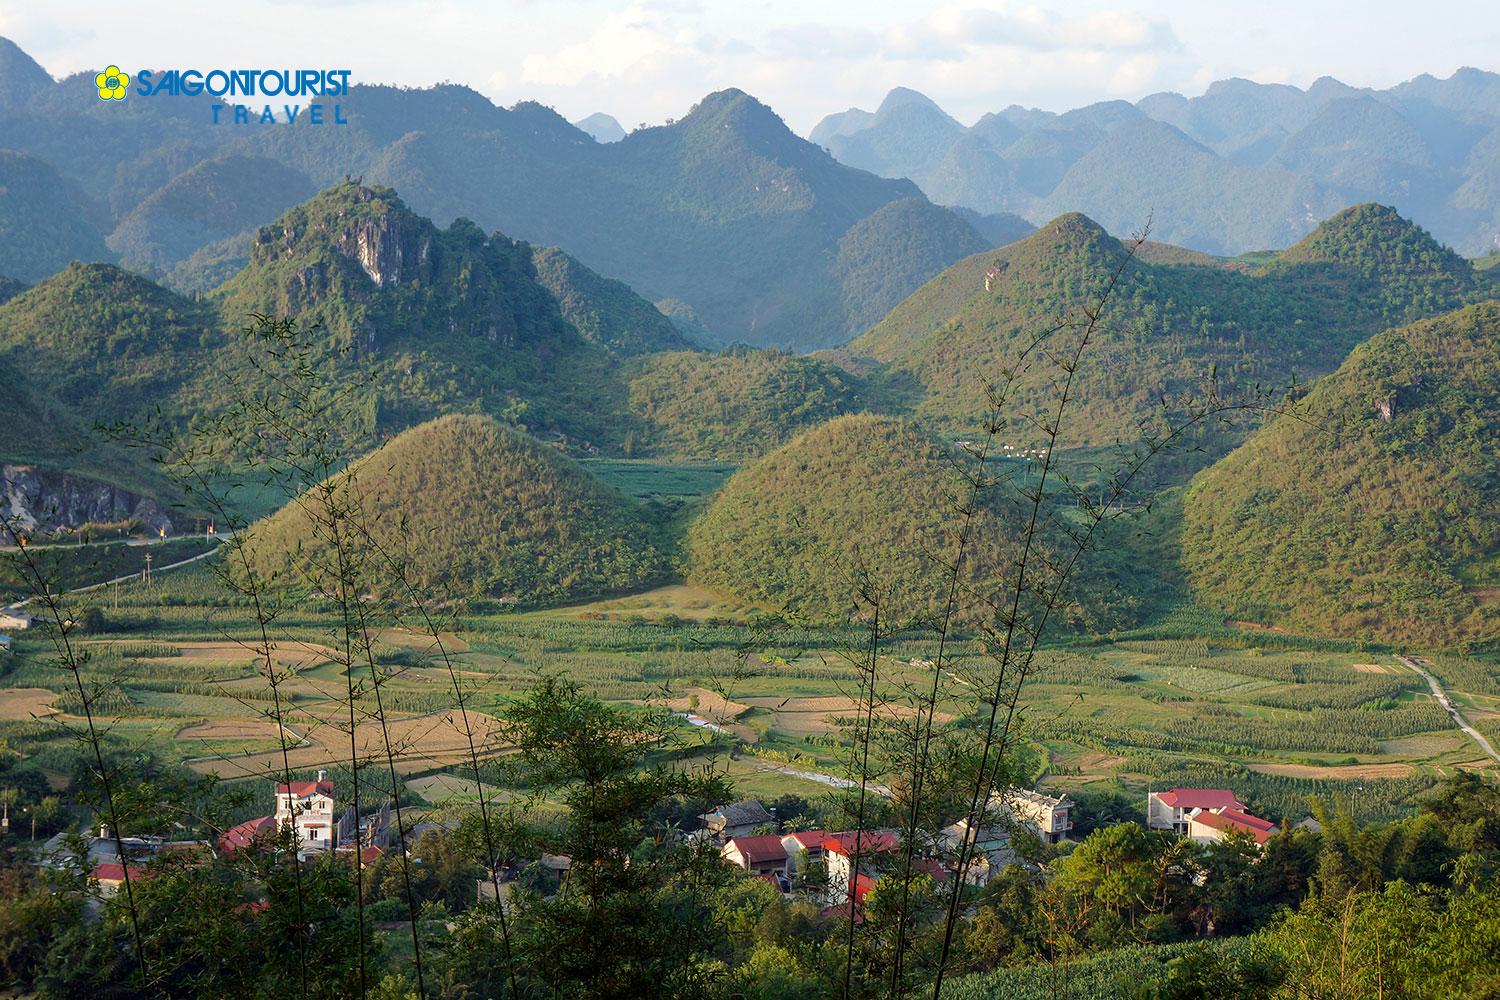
1188,808 -> 1279,847
824,830 -> 901,906
219,815 -> 277,857
723,834 -> 789,874
1147,788 -> 1247,833
90,863 -> 151,898
781,829 -> 827,874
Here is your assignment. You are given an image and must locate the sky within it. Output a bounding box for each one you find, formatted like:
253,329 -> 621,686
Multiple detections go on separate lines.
2,0 -> 1498,134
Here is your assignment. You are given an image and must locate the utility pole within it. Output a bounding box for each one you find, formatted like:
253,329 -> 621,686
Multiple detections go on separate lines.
143,551 -> 153,587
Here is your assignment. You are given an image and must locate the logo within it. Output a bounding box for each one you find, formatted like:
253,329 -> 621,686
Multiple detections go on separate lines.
95,65 -> 130,101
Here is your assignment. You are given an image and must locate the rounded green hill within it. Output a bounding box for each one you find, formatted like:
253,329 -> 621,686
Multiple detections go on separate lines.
243,414 -> 669,606
1182,302 -> 1500,645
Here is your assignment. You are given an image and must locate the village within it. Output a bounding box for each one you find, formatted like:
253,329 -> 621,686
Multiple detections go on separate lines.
61,770 -> 1287,922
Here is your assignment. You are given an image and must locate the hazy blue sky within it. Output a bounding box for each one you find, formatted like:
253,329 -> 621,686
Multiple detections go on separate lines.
2,0 -> 1497,133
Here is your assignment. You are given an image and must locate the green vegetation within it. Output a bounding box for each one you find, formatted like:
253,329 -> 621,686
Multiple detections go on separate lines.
688,414 -> 983,622
528,245 -> 690,357
0,150 -> 107,284
0,262 -> 216,423
241,414 -> 669,605
106,154 -> 317,278
624,347 -> 867,459
846,206 -> 1482,473
1182,302 -> 1500,645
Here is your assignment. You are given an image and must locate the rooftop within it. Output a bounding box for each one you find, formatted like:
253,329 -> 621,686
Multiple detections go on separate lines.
782,829 -> 827,849
277,780 -> 334,797
703,800 -> 773,829
1191,808 -> 1279,845
1156,788 -> 1246,811
824,830 -> 901,857
725,834 -> 789,865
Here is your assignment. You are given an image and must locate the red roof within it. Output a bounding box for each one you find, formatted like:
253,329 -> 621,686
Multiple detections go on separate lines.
753,870 -> 783,889
824,831 -> 901,857
782,830 -> 827,849
90,863 -> 150,883
725,834 -> 789,865
360,845 -> 384,864
1191,809 -> 1279,845
852,872 -> 877,904
1156,788 -> 1245,811
277,780 -> 334,797
219,815 -> 276,856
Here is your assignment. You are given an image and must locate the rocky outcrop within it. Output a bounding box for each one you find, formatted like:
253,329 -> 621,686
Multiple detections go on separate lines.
2,465 -> 172,536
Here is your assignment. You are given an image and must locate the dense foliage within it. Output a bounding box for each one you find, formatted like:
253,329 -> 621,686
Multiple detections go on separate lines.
624,347 -> 867,460
0,262 -> 217,422
0,150 -> 108,283
847,206 -> 1481,472
1182,301 -> 1500,645
528,245 -> 690,357
242,414 -> 669,605
106,154 -> 317,278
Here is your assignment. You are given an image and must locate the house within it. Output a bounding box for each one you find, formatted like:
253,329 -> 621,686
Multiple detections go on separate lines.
699,800 -> 774,842
276,770 -> 337,854
0,609 -> 31,630
939,818 -> 1014,885
998,788 -> 1073,843
722,834 -> 788,874
90,862 -> 151,898
780,829 -> 827,874
1147,788 -> 1247,834
0,635 -> 11,655
219,815 -> 277,856
1187,808 -> 1279,847
823,830 -> 901,904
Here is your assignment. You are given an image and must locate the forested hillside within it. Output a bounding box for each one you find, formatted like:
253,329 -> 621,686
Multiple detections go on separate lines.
1182,301 -> 1500,645
242,414 -> 669,605
844,205 -> 1482,473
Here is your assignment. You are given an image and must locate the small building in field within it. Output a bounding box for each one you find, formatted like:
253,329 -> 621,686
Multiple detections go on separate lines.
699,800 -> 774,842
780,829 -> 827,873
1187,808 -> 1279,847
1147,788 -> 1247,834
0,609 -> 32,630
0,635 -> 11,655
722,834 -> 789,875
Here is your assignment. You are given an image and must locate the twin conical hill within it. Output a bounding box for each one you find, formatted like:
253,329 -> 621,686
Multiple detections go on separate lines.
242,415 -> 669,605
1181,302 -> 1500,646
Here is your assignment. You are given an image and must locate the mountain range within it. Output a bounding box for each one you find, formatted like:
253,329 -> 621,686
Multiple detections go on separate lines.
811,72 -> 1500,257
0,37 -> 1003,351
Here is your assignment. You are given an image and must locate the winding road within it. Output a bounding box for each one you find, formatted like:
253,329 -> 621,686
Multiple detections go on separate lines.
1398,654 -> 1500,765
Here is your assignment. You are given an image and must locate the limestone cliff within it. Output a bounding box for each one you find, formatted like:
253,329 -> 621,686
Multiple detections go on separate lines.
2,464 -> 173,535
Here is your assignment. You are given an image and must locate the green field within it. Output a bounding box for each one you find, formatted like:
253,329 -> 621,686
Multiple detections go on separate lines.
3,546 -> 1496,825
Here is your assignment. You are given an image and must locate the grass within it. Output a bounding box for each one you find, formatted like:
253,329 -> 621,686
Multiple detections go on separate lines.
580,459 -> 735,500
0,567 -> 1483,823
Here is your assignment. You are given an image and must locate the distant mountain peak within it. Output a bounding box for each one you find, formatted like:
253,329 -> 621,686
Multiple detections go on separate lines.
573,112 -> 625,143
0,35 -> 54,108
877,87 -> 947,114
1277,203 -> 1470,283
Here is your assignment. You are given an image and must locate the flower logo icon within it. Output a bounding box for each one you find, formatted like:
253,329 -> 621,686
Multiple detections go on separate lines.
95,65 -> 130,101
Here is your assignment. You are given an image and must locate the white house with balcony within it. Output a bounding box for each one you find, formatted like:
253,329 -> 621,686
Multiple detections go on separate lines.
276,770 -> 337,854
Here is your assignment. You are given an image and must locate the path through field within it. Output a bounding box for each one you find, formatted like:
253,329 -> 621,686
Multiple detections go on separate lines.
1399,654 -> 1500,765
